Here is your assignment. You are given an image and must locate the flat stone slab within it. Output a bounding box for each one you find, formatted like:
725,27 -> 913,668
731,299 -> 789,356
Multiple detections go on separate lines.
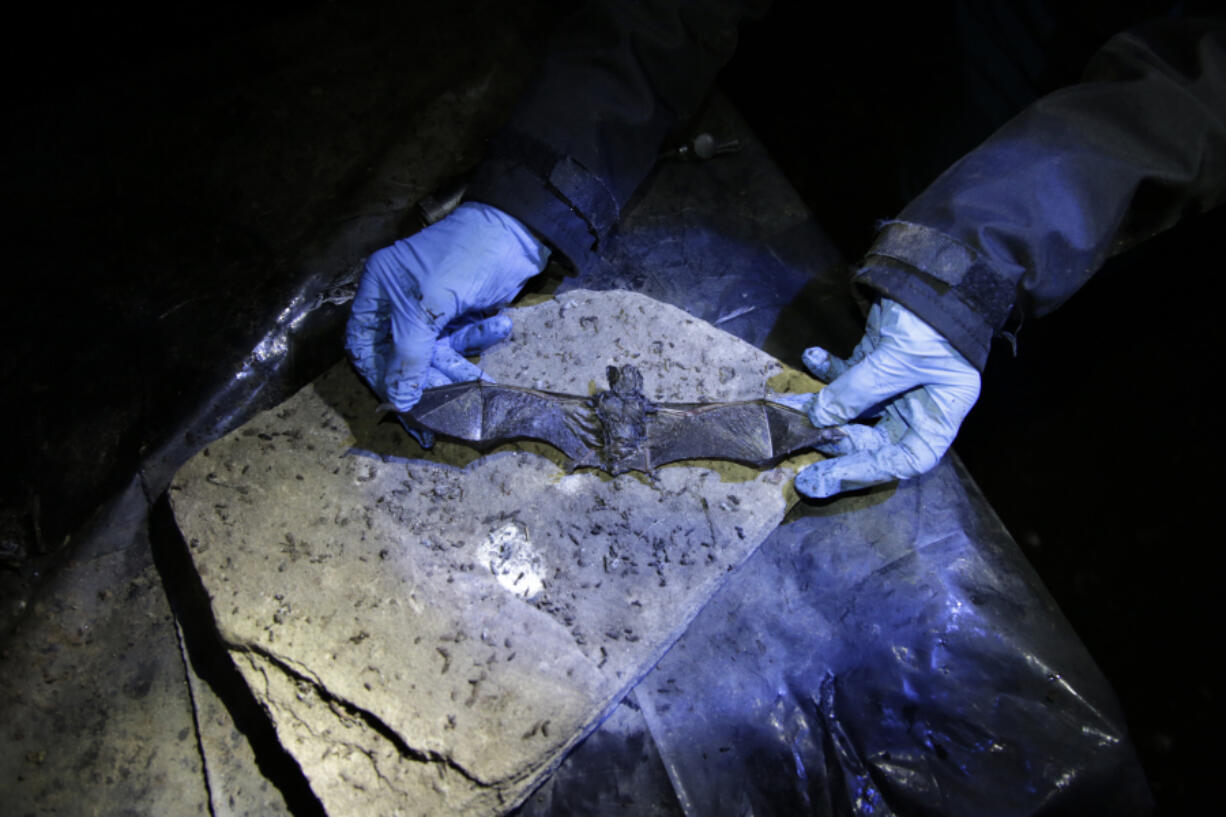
169,289 -> 820,816
179,627 -> 292,817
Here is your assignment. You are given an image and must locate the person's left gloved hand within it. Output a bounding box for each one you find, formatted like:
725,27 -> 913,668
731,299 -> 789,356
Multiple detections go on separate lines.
774,298 -> 981,498
345,202 -> 551,412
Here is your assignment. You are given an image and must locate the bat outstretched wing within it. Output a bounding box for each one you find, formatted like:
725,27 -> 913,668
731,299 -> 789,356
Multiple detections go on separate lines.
646,400 -> 822,469
405,381 -> 603,467
402,374 -> 823,474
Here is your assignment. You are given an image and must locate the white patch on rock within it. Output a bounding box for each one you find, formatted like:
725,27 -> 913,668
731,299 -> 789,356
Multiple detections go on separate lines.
478,522 -> 545,601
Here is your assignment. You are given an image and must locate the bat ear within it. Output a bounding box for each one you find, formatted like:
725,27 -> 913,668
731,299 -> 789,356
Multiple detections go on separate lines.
605,365 -> 620,388
622,365 -> 643,392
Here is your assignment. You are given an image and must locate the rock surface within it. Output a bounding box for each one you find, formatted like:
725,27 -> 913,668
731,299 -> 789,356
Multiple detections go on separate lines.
179,628 -> 293,817
0,546 -> 210,817
170,289 -> 820,816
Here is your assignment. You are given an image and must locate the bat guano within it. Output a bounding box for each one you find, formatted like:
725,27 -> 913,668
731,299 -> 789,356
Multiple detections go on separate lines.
401,364 -> 833,475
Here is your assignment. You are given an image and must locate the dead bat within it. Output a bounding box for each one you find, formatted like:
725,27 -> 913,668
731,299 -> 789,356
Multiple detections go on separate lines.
394,364 -> 837,476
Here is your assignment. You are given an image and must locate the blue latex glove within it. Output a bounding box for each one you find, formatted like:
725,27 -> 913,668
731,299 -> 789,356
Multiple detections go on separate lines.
345,202 -> 551,412
776,298 -> 981,499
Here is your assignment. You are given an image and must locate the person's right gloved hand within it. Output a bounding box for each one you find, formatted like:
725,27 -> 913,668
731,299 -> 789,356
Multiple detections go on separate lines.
345,202 -> 551,412
773,298 -> 981,498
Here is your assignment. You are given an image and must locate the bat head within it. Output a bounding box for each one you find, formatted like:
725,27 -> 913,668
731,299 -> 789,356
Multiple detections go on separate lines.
605,364 -> 644,396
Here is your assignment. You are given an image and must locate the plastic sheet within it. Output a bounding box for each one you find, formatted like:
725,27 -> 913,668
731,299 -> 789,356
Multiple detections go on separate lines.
633,458 -> 1151,816
513,95 -> 1150,815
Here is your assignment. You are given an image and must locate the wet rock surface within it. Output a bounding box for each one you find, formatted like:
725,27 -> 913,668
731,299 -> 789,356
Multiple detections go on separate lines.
170,289 -> 819,815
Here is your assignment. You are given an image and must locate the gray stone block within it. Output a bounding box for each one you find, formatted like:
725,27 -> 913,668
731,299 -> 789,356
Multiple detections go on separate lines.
178,621 -> 292,817
170,290 -> 821,815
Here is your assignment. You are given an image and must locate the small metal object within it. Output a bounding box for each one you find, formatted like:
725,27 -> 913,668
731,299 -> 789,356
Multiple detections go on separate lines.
690,132 -> 741,159
660,132 -> 743,162
416,177 -> 468,226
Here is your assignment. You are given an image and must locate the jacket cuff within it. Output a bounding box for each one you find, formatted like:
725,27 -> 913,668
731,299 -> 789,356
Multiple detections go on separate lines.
465,132 -> 620,276
853,221 -> 1017,370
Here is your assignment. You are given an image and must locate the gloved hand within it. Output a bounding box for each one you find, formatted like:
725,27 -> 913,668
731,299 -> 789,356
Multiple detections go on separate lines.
776,298 -> 981,498
345,202 -> 551,412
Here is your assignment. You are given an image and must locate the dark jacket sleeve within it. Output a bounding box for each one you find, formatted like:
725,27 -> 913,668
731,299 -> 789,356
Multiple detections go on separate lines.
855,19 -> 1226,370
465,0 -> 768,273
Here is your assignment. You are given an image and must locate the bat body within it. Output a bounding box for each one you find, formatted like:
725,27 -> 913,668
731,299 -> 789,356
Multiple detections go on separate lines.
402,365 -> 827,475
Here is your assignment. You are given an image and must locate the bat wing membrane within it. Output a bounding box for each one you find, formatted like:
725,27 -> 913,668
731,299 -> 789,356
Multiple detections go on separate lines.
408,381 -> 601,466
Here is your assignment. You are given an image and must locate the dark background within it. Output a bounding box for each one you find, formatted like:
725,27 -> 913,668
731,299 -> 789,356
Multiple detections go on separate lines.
2,1 -> 1220,813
